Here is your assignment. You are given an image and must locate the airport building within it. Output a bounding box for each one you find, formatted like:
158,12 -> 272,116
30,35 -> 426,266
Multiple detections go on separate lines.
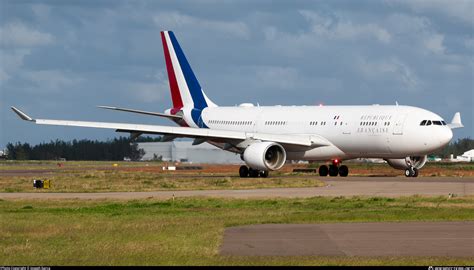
136,141 -> 242,164
455,149 -> 474,162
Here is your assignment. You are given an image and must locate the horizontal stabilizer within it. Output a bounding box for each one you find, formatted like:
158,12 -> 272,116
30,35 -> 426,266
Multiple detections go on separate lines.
98,106 -> 182,119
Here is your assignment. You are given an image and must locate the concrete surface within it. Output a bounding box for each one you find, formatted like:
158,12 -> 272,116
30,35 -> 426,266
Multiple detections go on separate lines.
220,222 -> 474,256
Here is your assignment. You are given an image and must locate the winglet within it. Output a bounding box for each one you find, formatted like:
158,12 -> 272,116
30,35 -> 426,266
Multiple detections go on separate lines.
448,112 -> 463,129
97,105 -> 117,110
11,107 -> 35,122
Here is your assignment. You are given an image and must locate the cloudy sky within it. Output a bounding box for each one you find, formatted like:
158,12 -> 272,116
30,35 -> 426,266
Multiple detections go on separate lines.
1,0 -> 472,148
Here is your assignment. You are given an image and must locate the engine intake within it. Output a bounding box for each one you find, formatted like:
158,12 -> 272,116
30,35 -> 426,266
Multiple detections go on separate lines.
385,156 -> 427,170
243,142 -> 286,171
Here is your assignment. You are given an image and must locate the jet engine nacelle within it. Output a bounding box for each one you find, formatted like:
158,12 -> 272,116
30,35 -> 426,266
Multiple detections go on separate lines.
385,155 -> 427,170
243,142 -> 286,171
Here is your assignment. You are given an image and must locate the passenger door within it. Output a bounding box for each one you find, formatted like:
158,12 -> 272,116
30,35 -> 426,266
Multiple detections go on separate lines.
392,114 -> 407,135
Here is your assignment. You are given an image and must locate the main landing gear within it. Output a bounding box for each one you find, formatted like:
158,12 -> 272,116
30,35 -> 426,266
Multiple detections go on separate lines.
318,160 -> 349,177
239,165 -> 269,178
405,167 -> 419,177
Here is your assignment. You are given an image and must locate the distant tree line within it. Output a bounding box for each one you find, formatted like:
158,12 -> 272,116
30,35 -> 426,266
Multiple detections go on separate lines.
432,138 -> 473,158
5,136 -> 472,161
5,136 -> 162,161
135,136 -> 163,143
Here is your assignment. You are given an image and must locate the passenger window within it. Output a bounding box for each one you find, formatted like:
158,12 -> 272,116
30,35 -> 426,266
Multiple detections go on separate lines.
426,120 -> 432,126
420,120 -> 427,126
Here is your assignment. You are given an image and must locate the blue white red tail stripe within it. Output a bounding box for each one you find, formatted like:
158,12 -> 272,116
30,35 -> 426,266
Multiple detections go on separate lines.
160,31 -> 217,128
160,31 -> 183,110
168,31 -> 208,110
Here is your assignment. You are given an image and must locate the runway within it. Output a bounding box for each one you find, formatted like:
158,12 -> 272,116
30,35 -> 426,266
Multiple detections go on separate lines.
1,176 -> 473,200
220,221 -> 474,257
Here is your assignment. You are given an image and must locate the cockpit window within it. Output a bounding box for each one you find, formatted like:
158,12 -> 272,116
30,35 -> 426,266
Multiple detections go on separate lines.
421,120 -> 447,126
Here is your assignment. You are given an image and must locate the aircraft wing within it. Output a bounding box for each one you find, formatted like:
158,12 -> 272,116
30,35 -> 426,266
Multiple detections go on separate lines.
97,106 -> 182,120
11,107 -> 330,148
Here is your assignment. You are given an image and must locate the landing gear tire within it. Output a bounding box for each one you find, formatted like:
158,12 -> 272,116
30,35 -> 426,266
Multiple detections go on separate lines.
405,169 -> 411,177
405,167 -> 419,177
249,168 -> 259,178
328,165 -> 339,177
338,165 -> 349,177
240,166 -> 269,178
319,165 -> 328,176
239,165 -> 249,178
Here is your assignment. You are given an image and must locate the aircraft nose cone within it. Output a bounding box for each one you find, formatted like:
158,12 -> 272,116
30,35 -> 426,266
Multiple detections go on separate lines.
440,127 -> 453,146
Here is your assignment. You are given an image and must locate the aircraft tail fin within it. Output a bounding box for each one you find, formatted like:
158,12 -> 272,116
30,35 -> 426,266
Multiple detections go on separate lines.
160,31 -> 217,113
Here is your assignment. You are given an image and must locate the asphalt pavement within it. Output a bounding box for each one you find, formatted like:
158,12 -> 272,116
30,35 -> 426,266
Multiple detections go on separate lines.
220,222 -> 474,256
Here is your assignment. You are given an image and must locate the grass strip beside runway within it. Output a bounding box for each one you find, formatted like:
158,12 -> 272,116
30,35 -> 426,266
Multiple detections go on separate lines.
1,195 -> 473,265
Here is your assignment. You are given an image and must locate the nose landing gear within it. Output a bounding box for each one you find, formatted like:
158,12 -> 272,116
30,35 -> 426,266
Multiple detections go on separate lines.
405,167 -> 419,177
318,160 -> 349,177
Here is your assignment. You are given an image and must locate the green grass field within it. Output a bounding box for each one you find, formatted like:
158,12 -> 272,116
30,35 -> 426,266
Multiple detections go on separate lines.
0,170 -> 325,193
1,196 -> 473,266
0,160 -> 326,193
1,160 -> 472,193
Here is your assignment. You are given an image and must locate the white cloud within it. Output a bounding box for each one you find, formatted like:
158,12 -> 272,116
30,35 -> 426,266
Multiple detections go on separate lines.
1,2 -> 472,143
255,66 -> 299,90
423,33 -> 445,54
31,4 -> 51,21
0,22 -> 55,47
441,63 -> 463,73
263,26 -> 277,41
0,49 -> 31,84
465,38 -> 474,50
129,81 -> 167,103
358,57 -> 421,91
392,0 -> 474,24
386,13 -> 430,33
386,13 -> 446,55
21,70 -> 83,93
0,69 -> 9,83
153,12 -> 250,39
299,10 -> 392,44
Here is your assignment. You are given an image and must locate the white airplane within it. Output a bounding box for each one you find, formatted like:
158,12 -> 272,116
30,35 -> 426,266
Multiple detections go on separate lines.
12,31 -> 464,178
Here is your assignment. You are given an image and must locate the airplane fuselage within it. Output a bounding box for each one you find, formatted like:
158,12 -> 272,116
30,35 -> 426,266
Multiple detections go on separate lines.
181,104 -> 453,161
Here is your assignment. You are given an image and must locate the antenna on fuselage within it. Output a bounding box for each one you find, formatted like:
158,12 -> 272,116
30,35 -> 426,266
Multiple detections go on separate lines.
395,101 -> 399,106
